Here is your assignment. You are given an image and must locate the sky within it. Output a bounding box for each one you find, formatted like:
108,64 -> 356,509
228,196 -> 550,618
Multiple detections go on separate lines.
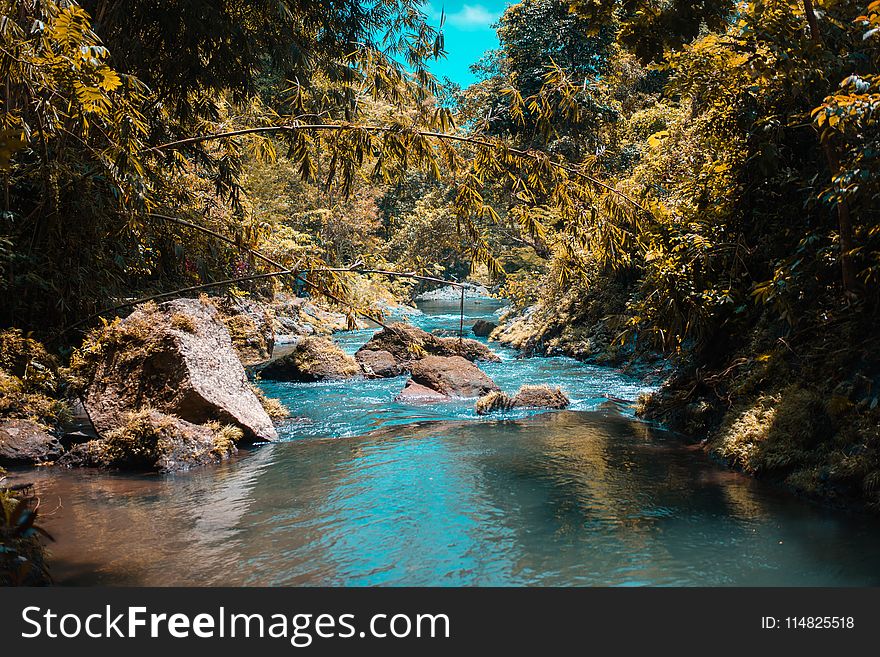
421,2 -> 511,87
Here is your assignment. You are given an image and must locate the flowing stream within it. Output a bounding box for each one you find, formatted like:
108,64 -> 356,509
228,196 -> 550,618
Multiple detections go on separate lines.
22,299 -> 880,586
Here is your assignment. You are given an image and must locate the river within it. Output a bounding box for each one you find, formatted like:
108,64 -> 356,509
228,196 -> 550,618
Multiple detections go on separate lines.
23,298 -> 880,585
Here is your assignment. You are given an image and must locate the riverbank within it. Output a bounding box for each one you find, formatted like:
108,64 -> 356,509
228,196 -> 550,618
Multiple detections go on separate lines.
637,310 -> 880,513
490,278 -> 880,512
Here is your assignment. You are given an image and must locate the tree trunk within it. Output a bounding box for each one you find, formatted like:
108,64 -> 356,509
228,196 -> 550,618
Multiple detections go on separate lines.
802,0 -> 858,295
822,143 -> 858,293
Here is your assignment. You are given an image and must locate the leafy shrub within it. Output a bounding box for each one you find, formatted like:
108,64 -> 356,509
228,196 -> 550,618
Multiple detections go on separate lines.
0,330 -> 68,426
0,477 -> 53,586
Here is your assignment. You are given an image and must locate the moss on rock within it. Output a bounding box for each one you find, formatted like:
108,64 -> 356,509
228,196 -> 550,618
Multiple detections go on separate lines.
259,336 -> 361,382
62,409 -> 240,473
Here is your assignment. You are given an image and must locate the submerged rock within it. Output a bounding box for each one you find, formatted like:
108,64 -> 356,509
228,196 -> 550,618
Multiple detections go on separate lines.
471,319 -> 498,337
355,349 -> 402,379
356,323 -> 500,376
59,410 -> 238,473
259,336 -> 361,381
408,355 -> 500,399
212,296 -> 275,366
475,385 -> 570,415
0,419 -> 63,465
78,298 -> 277,443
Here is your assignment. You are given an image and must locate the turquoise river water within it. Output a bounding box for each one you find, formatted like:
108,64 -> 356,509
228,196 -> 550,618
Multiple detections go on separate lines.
22,299 -> 880,585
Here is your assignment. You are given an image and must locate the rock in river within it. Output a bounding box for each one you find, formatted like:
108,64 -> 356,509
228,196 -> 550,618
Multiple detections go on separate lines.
258,336 -> 361,381
408,355 -> 500,399
471,319 -> 498,337
475,385 -> 570,415
80,298 -> 277,443
355,349 -> 402,379
512,385 -> 570,409
443,336 -> 498,363
0,418 -> 63,466
356,322 -> 499,376
394,380 -> 451,404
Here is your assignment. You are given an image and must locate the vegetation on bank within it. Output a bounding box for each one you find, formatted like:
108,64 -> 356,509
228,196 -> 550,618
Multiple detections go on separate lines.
1,470 -> 52,585
0,0 -> 879,510
466,0 -> 880,508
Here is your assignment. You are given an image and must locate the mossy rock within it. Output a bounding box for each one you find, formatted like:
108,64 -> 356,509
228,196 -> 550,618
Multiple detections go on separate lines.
60,410 -> 239,473
69,298 -> 277,443
357,322 -> 500,368
475,385 -> 570,415
259,337 -> 360,382
211,296 -> 275,366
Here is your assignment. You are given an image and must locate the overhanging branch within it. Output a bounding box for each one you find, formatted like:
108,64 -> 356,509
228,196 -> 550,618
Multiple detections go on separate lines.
146,123 -> 651,216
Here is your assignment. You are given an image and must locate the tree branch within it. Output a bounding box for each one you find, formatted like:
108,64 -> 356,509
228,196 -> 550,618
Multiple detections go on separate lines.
145,123 -> 652,216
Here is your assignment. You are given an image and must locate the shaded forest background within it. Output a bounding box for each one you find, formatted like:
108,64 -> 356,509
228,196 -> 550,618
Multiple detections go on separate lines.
1,0 -> 880,505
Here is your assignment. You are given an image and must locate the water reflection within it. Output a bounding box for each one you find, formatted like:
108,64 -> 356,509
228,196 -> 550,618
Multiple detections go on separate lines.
24,409 -> 880,586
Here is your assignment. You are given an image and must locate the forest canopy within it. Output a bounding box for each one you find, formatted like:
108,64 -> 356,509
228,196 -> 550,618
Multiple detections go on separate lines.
0,0 -> 877,360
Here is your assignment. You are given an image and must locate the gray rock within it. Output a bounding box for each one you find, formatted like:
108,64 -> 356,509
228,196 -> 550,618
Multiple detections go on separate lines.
83,298 -> 277,443
0,419 -> 63,466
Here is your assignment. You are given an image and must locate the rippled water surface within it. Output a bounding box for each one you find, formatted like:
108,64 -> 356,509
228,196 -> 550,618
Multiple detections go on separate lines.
21,299 -> 880,586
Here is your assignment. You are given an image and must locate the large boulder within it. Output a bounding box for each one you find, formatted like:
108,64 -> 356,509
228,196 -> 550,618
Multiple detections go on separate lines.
408,355 -> 500,399
355,349 -> 402,379
78,298 -> 277,443
0,419 -> 63,466
475,385 -> 571,415
212,296 -> 275,366
471,319 -> 498,337
356,323 -> 500,376
259,336 -> 360,382
59,410 -> 238,473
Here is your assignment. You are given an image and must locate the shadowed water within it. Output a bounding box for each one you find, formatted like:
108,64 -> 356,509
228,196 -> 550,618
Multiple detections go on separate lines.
20,299 -> 880,586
